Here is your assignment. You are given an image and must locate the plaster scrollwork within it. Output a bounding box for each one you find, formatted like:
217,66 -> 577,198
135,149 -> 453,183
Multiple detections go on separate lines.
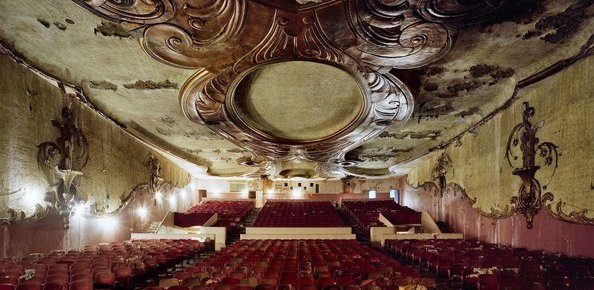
341,0 -> 452,69
76,0 -> 176,24
544,200 -> 594,226
415,0 -> 509,25
411,180 -> 517,220
180,12 -> 414,170
71,0 -> 514,178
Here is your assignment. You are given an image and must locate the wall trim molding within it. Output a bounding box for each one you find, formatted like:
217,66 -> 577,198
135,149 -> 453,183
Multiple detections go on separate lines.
409,178 -> 593,226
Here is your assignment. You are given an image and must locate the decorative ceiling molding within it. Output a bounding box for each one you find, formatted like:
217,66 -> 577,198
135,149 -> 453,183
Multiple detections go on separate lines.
72,0 -> 513,178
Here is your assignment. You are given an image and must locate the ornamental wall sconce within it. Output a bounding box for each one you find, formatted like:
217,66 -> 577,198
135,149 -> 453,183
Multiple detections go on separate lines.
36,107 -> 89,228
506,102 -> 558,229
34,108 -> 173,226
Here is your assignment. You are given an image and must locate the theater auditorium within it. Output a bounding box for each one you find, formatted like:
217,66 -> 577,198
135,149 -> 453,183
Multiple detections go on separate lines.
0,1 -> 593,289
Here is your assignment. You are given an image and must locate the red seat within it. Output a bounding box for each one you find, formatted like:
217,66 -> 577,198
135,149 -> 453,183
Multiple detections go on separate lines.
15,283 -> 42,290
222,277 -> 241,287
0,284 -> 15,290
317,277 -> 334,288
42,282 -> 67,290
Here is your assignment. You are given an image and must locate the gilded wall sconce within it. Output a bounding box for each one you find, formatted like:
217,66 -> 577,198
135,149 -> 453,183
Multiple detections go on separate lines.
506,102 -> 558,229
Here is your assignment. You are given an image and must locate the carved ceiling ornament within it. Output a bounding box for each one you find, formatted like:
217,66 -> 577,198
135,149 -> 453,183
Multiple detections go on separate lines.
72,0 -> 513,178
506,102 -> 559,229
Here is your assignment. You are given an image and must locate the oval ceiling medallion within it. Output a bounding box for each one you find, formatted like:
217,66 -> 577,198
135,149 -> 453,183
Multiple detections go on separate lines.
230,61 -> 364,143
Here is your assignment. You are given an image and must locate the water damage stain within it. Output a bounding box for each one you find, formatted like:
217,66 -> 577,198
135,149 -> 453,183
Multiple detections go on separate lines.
37,18 -> 50,28
123,80 -> 178,90
522,0 -> 592,43
89,80 -> 117,91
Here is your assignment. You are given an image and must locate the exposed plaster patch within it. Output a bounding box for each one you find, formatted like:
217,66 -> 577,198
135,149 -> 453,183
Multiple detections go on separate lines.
457,107 -> 481,118
161,115 -> 176,127
469,64 -> 515,80
53,22 -> 67,31
227,148 -> 246,153
436,64 -> 514,99
478,0 -> 545,34
423,82 -> 438,92
123,80 -> 178,90
89,80 -> 117,91
415,100 -> 455,122
523,0 -> 592,43
155,126 -> 171,136
447,80 -> 483,94
37,18 -> 50,28
420,66 -> 446,76
379,130 -> 441,140
94,21 -> 132,38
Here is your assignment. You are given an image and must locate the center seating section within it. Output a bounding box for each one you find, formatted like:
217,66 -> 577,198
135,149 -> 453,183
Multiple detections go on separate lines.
385,239 -> 594,290
166,239 -> 436,290
253,202 -> 344,227
185,201 -> 254,243
342,200 -> 420,239
0,239 -> 210,290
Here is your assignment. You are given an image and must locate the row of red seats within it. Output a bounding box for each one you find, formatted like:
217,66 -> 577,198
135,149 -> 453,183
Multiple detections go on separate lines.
0,239 -> 210,290
174,212 -> 216,227
341,201 -> 418,240
187,201 -> 254,227
152,239 -> 436,290
385,239 -> 594,290
254,202 -> 344,227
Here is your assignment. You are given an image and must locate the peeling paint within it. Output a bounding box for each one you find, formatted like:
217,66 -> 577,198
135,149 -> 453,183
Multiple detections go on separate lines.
53,22 -> 67,31
456,107 -> 481,118
123,80 -> 178,90
37,18 -> 50,28
89,80 -> 117,91
161,115 -> 176,127
379,130 -> 441,140
523,0 -> 591,43
94,21 -> 132,38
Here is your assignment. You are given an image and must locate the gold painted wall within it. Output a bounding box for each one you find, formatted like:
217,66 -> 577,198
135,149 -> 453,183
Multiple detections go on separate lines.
400,56 -> 593,225
0,53 -> 192,256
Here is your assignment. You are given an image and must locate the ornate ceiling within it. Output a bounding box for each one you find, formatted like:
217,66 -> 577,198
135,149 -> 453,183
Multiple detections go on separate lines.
0,0 -> 592,179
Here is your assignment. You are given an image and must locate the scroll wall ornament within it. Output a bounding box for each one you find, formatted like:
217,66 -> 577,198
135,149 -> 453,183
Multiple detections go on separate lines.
35,107 -> 89,228
506,102 -> 558,229
82,154 -> 176,219
72,0 -> 513,178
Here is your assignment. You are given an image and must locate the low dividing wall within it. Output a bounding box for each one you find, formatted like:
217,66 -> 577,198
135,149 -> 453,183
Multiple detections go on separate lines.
370,211 -> 463,247
242,227 -> 355,240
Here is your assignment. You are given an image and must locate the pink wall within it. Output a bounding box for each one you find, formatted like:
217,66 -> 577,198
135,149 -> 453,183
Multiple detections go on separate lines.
0,213 -> 131,258
0,190 -> 183,258
398,177 -> 594,258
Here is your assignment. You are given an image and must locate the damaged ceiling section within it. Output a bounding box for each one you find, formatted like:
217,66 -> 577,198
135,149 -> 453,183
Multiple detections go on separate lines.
0,0 -> 591,179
